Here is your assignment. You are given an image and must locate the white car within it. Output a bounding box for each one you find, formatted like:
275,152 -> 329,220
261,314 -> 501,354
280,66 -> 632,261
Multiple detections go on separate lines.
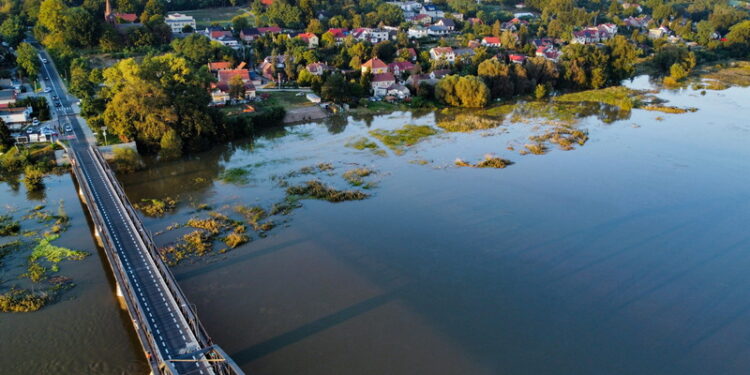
32,119 -> 39,126
41,58 -> 48,63
44,87 -> 52,93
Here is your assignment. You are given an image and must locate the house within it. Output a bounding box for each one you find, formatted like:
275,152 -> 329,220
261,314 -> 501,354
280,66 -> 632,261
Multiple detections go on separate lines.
536,46 -> 561,62
260,55 -> 289,81
388,61 -> 416,76
434,18 -> 455,30
429,47 -> 455,63
531,38 -> 554,48
257,26 -> 282,35
165,13 -> 196,33
598,23 -> 618,36
367,28 -> 391,43
209,30 -> 240,48
399,47 -> 418,61
361,57 -> 389,74
407,74 -> 431,87
648,26 -> 671,40
427,25 -> 449,36
208,61 -> 232,73
429,69 -> 451,80
371,73 -> 396,96
571,25 -> 615,44
240,28 -> 261,42
481,36 -> 502,47
104,0 -> 139,25
508,54 -> 526,64
386,84 -> 411,99
410,14 -> 432,25
624,15 -> 651,29
453,48 -> 475,59
211,69 -> 256,105
622,3 -> 643,12
0,106 -> 32,125
502,18 -> 528,31
513,12 -> 537,19
306,62 -> 330,75
327,28 -> 348,44
467,18 -> 483,26
420,4 -> 444,18
296,32 -> 319,48
408,25 -> 429,38
0,89 -> 17,108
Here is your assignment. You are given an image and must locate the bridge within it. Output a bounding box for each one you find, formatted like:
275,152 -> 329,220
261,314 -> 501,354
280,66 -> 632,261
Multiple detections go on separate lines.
34,45 -> 245,375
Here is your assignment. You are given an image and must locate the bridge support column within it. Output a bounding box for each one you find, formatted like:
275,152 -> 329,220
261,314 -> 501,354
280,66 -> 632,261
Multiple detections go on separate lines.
78,187 -> 87,204
115,283 -> 124,297
93,227 -> 104,247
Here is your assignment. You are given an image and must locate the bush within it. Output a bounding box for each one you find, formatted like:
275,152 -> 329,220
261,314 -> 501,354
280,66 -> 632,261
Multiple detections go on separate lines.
110,147 -> 144,174
23,166 -> 44,191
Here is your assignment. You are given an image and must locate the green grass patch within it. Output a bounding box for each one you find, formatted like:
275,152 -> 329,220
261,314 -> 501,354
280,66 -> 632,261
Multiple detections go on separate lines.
178,6 -> 252,27
345,137 -> 387,156
641,105 -> 698,114
455,155 -> 514,169
220,167 -> 251,184
437,115 -> 501,132
0,215 -> 20,237
134,197 -> 178,217
342,168 -> 374,187
369,125 -> 438,155
554,86 -> 636,110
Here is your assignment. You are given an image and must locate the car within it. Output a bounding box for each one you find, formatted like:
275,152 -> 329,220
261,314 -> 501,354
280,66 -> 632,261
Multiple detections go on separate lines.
64,125 -> 72,133
54,102 -> 61,107
41,58 -> 48,63
44,76 -> 50,81
44,87 -> 52,93
32,118 -> 39,126
52,95 -> 58,100
26,127 -> 34,134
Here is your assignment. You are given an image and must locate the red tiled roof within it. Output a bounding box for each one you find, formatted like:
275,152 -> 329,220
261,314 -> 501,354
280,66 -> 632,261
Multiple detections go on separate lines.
372,72 -> 396,82
362,57 -> 387,69
257,26 -> 282,33
432,47 -> 454,55
115,13 -> 138,22
483,37 -> 501,44
297,32 -> 316,41
208,62 -> 232,71
216,69 -> 255,92
388,61 -> 415,71
211,30 -> 232,39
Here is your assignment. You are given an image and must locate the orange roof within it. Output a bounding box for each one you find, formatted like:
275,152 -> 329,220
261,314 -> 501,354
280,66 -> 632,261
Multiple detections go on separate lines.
115,13 -> 138,22
362,57 -> 387,69
208,62 -> 232,71
483,37 -> 501,44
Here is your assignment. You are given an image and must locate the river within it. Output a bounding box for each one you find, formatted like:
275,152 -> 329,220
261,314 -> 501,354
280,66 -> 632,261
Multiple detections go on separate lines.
2,75 -> 750,374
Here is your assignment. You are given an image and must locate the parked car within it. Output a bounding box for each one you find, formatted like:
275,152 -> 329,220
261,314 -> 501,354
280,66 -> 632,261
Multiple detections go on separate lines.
64,125 -> 72,133
44,87 -> 52,93
32,118 -> 39,126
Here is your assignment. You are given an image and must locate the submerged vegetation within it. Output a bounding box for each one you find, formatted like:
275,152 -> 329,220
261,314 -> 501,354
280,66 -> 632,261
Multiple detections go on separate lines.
287,180 -> 369,202
455,156 -> 514,169
346,137 -> 387,156
0,201 -> 85,313
219,167 -> 251,184
554,87 -> 637,111
701,62 -> 750,89
369,125 -> 439,155
642,105 -> 698,114
110,147 -> 145,174
342,168 -> 374,187
437,115 -> 501,133
134,197 -> 178,217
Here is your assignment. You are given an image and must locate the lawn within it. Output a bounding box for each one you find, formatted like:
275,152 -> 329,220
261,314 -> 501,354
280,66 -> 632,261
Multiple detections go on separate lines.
178,6 -> 253,28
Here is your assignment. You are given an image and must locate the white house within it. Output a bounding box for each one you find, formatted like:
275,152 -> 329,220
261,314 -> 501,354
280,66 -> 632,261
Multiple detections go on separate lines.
427,25 -> 449,36
0,106 -> 32,126
165,13 -> 196,33
0,89 -> 17,107
429,47 -> 455,63
408,25 -> 429,38
371,73 -> 396,97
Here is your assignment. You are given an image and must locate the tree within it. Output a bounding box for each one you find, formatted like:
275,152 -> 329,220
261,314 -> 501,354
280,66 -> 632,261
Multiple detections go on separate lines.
38,0 -> 66,34
171,34 -> 215,66
143,0 -> 165,17
726,20 -> 750,51
228,74 -> 246,100
477,59 -> 514,98
306,19 -> 324,34
435,75 -> 490,108
534,84 -> 547,100
23,166 -> 44,192
62,7 -> 98,48
0,15 -> 25,47
69,58 -> 95,98
159,128 -> 183,160
0,118 -> 14,151
606,35 -> 639,82
232,15 -> 250,32
321,73 -> 349,103
16,43 -> 40,79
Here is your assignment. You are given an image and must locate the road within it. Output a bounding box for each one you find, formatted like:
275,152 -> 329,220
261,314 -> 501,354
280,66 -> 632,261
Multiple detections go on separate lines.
34,45 -> 213,374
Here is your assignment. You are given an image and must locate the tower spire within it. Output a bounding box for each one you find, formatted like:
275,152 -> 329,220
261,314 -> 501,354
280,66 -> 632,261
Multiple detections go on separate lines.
105,0 -> 113,21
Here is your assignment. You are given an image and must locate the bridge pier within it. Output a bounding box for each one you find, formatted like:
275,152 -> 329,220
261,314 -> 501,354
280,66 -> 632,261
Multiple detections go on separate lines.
93,226 -> 104,247
78,187 -> 87,204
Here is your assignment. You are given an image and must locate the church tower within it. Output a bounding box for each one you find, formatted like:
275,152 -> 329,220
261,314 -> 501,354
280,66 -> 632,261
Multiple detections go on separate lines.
104,0 -> 113,23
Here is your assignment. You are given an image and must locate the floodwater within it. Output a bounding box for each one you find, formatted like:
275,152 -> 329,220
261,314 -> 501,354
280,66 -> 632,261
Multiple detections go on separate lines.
3,76 -> 750,374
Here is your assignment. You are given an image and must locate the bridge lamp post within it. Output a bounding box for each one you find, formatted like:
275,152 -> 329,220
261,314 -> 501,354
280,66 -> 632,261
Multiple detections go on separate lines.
101,126 -> 108,146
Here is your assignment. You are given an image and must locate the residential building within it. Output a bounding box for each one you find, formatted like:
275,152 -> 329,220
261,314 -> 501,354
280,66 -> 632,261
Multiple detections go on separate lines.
386,84 -> 411,99
408,25 -> 429,39
410,14 -> 432,25
429,69 -> 451,80
399,47 -> 418,61
211,69 -> 256,105
306,62 -> 330,75
296,32 -> 319,48
327,28 -> 348,44
388,61 -> 416,76
453,48 -> 475,59
624,15 -> 651,29
648,26 -> 671,40
361,57 -> 389,74
427,25 -> 449,36
208,61 -> 232,73
240,28 -> 261,42
467,18 -> 483,26
257,26 -> 282,35
406,74 -> 431,87
371,73 -> 396,96
481,36 -> 502,47
0,89 -> 17,108
429,47 -> 455,63
0,106 -> 32,125
434,18 -> 455,30
509,54 -> 526,64
536,46 -> 561,62
165,13 -> 196,33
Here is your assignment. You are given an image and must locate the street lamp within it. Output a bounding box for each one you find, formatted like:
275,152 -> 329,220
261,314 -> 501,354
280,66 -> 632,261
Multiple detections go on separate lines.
101,126 -> 108,146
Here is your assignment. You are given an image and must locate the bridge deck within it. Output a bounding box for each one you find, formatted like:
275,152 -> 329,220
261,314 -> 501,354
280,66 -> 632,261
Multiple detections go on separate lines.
34,43 -> 243,375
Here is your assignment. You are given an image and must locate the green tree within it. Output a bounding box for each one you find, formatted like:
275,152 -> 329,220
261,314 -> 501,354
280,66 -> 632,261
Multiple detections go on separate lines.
38,0 -> 66,33
62,7 -> 98,48
228,74 -> 246,100
159,128 -> 183,160
726,20 -> 750,50
0,118 -> 14,151
321,73 -> 349,103
171,34 -> 215,66
477,58 -> 514,98
15,43 -> 40,79
435,75 -> 490,108
23,166 -> 45,191
534,84 -> 547,100
232,15 -> 250,32
0,15 -> 25,47
606,35 -> 639,82
306,19 -> 324,34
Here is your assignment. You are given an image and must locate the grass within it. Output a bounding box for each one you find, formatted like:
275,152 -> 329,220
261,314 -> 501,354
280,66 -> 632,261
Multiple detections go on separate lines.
554,86 -> 636,110
220,167 -> 251,184
0,289 -> 49,313
134,197 -> 177,217
286,180 -> 369,202
702,61 -> 750,89
178,6 -> 252,28
345,137 -> 387,156
342,168 -> 374,187
369,125 -> 439,155
529,128 -> 589,151
437,115 -> 501,132
523,143 -> 548,155
234,205 -> 274,232
455,155 -> 514,169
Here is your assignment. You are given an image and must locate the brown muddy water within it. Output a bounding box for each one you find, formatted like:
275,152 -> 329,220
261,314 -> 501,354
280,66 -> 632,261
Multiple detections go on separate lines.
2,76 -> 750,374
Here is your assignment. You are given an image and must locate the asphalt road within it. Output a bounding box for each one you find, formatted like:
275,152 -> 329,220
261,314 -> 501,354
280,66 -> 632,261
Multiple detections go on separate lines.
34,45 -> 210,374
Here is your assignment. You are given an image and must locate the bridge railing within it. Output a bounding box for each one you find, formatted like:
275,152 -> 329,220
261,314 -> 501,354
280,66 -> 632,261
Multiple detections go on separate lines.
88,146 -> 214,346
67,146 -> 163,374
